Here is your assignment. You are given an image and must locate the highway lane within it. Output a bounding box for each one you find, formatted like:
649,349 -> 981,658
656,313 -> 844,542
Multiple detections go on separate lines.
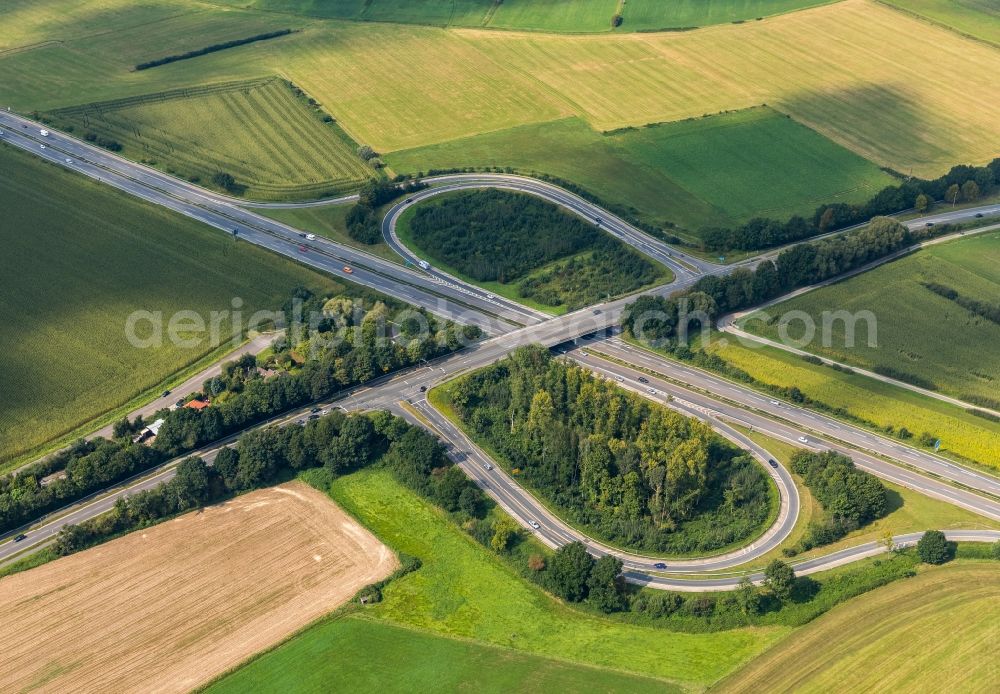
0,113 -> 542,331
4,309 -> 999,588
586,338 -> 1000,517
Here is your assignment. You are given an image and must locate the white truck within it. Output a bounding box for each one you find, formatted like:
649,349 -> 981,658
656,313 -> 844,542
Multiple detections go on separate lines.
417,260 -> 430,270
39,129 -> 49,136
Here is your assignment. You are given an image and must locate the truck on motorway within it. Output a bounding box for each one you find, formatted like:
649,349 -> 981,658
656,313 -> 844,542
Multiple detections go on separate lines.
40,129 -> 49,136
418,259 -> 430,270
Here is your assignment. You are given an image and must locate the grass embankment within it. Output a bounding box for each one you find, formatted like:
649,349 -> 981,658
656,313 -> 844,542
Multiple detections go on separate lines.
739,230 -> 1000,403
45,77 -> 374,201
388,108 -> 895,238
259,204 -> 404,264
715,561 -> 1000,692
0,144 -> 346,467
3,1 -> 997,178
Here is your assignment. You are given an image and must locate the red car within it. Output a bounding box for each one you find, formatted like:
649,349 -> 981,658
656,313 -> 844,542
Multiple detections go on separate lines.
298,244 -> 307,253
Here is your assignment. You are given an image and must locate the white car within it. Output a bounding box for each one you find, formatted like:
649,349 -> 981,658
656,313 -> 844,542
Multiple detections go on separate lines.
39,144 -> 45,149
647,387 -> 657,395
615,375 -> 624,382
797,436 -> 809,444
65,158 -> 72,164
770,400 -> 780,406
305,233 -> 316,241
486,293 -> 495,299
528,520 -> 541,530
483,462 -> 493,471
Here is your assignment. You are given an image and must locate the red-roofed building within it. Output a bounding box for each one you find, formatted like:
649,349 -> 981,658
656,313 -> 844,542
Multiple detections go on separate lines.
184,398 -> 210,411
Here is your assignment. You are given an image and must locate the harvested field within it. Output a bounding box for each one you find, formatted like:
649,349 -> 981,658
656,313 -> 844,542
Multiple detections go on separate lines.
0,482 -> 397,694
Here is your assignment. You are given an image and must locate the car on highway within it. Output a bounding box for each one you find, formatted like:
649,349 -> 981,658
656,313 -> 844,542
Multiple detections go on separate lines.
310,406 -> 321,413
770,400 -> 780,406
925,222 -> 934,227
65,158 -> 72,164
483,462 -> 493,471
528,520 -> 541,529
638,376 -> 649,384
298,245 -> 307,253
343,265 -> 353,274
299,232 -> 306,238
768,459 -> 779,468
406,198 -> 413,203
419,385 -> 427,392
39,144 -> 45,149
615,375 -> 624,382
594,217 -> 601,224
975,212 -> 984,218
308,414 -> 319,421
162,390 -> 171,397
40,129 -> 49,136
653,562 -> 667,570
486,293 -> 495,299
593,308 -> 602,314
797,436 -> 809,444
14,533 -> 27,543
646,387 -> 657,395
306,233 -> 316,240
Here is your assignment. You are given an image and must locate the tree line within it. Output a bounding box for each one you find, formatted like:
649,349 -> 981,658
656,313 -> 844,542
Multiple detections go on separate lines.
447,346 -> 772,554
623,216 -> 937,346
700,158 -> 999,252
54,409 -> 485,555
134,29 -> 293,70
0,288 -> 478,535
785,450 -> 888,555
922,281 -> 1000,327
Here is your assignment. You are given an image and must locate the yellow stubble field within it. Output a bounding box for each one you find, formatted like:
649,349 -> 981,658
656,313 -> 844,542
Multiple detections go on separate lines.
0,482 -> 397,694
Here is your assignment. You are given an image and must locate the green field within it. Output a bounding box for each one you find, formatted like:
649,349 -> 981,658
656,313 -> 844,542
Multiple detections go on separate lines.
0,144 -> 346,466
881,0 -> 1000,45
46,77 -> 375,200
210,0 -> 838,32
715,562 -> 1000,692
3,1 -> 998,180
208,616 -> 675,693
322,468 -> 788,687
740,231 -> 1000,404
622,0 -> 836,29
388,109 -> 893,235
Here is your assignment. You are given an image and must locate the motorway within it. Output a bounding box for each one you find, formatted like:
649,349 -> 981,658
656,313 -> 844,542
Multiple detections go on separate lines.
3,112 -> 1000,589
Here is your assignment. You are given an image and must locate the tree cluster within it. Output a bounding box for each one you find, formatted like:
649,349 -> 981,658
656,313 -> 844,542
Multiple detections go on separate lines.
700,158 -> 1000,252
134,29 -> 293,70
408,189 -> 663,308
922,282 -> 1000,326
346,179 -> 427,244
449,346 -> 772,553
541,542 -> 627,612
790,450 -> 888,552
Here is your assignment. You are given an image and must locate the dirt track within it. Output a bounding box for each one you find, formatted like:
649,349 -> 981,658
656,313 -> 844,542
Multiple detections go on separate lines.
0,481 -> 397,693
